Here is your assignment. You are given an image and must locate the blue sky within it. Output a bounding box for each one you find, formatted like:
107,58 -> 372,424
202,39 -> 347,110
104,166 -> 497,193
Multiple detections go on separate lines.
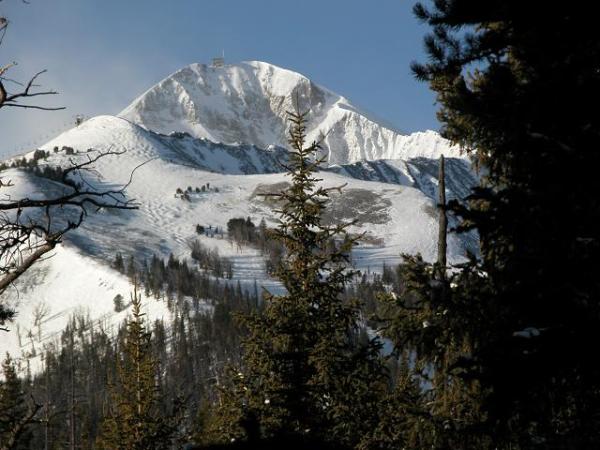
0,0 -> 438,158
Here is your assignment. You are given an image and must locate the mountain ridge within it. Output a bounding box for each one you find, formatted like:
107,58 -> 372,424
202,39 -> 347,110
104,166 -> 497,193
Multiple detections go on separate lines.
119,60 -> 463,165
0,60 -> 477,368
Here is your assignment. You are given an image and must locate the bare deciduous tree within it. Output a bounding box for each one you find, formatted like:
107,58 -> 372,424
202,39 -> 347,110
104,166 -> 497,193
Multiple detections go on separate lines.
0,2 -> 139,330
32,300 -> 50,341
0,396 -> 42,450
0,1 -> 62,112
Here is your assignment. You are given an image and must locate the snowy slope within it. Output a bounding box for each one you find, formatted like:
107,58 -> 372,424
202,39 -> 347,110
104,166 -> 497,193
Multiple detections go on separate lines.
0,245 -> 176,373
29,115 -> 476,203
40,115 -> 291,175
30,119 -> 473,264
327,157 -> 477,204
0,60 -> 479,368
0,131 -> 473,364
120,61 -> 463,165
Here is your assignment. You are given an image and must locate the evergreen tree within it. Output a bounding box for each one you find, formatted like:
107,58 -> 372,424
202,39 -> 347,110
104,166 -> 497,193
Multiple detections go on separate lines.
113,253 -> 124,273
379,2 -> 600,448
0,354 -> 38,450
125,256 -> 136,281
96,287 -> 177,450
207,109 -> 386,449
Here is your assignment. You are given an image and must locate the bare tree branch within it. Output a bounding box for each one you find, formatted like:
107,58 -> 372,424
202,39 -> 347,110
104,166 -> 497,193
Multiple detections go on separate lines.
0,241 -> 55,293
0,103 -> 65,111
0,150 -> 142,302
0,69 -> 65,110
0,4 -> 136,330
0,395 -> 42,450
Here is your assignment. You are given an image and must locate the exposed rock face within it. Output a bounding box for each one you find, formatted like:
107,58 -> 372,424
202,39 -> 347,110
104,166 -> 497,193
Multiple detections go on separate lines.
120,61 -> 463,166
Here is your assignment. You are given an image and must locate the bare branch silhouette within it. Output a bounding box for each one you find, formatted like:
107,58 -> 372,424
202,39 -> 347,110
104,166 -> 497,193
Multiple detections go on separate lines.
0,150 -> 140,297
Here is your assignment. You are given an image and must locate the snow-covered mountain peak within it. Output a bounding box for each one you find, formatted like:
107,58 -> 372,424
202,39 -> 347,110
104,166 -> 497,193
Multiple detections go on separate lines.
0,61 -> 478,365
119,60 -> 462,165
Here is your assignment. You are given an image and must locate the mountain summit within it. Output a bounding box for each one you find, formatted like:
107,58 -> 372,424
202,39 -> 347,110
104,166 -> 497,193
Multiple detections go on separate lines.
120,61 -> 461,165
1,60 -> 476,366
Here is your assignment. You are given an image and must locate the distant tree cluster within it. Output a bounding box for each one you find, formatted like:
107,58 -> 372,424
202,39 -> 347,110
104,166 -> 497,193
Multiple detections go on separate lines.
225,217 -> 284,273
111,250 -> 252,315
112,294 -> 126,312
0,150 -> 49,171
0,153 -> 85,190
226,217 -> 256,244
190,240 -> 233,279
196,224 -> 223,238
175,183 -> 218,201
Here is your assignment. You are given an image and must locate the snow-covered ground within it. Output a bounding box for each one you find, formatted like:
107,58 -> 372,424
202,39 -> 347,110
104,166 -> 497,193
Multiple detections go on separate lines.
1,245 -> 174,373
120,61 -> 465,165
0,60 -> 478,370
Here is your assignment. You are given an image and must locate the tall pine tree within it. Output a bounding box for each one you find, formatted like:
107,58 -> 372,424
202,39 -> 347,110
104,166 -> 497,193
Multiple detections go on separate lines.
0,354 -> 38,450
207,108 -> 387,449
96,287 -> 177,450
379,1 -> 600,448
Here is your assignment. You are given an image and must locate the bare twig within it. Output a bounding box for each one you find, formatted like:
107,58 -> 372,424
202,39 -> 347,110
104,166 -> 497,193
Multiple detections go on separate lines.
0,69 -> 64,111
0,395 -> 42,450
0,150 -> 141,299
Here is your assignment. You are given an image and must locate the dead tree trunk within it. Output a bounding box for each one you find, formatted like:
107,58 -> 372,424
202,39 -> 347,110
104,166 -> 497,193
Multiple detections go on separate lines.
437,154 -> 448,279
69,332 -> 76,450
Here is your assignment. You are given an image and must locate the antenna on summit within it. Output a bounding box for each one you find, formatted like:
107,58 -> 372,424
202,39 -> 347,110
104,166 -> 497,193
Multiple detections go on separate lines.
212,50 -> 225,68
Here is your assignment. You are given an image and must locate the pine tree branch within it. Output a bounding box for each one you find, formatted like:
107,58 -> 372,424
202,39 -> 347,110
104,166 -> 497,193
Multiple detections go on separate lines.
0,395 -> 41,450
